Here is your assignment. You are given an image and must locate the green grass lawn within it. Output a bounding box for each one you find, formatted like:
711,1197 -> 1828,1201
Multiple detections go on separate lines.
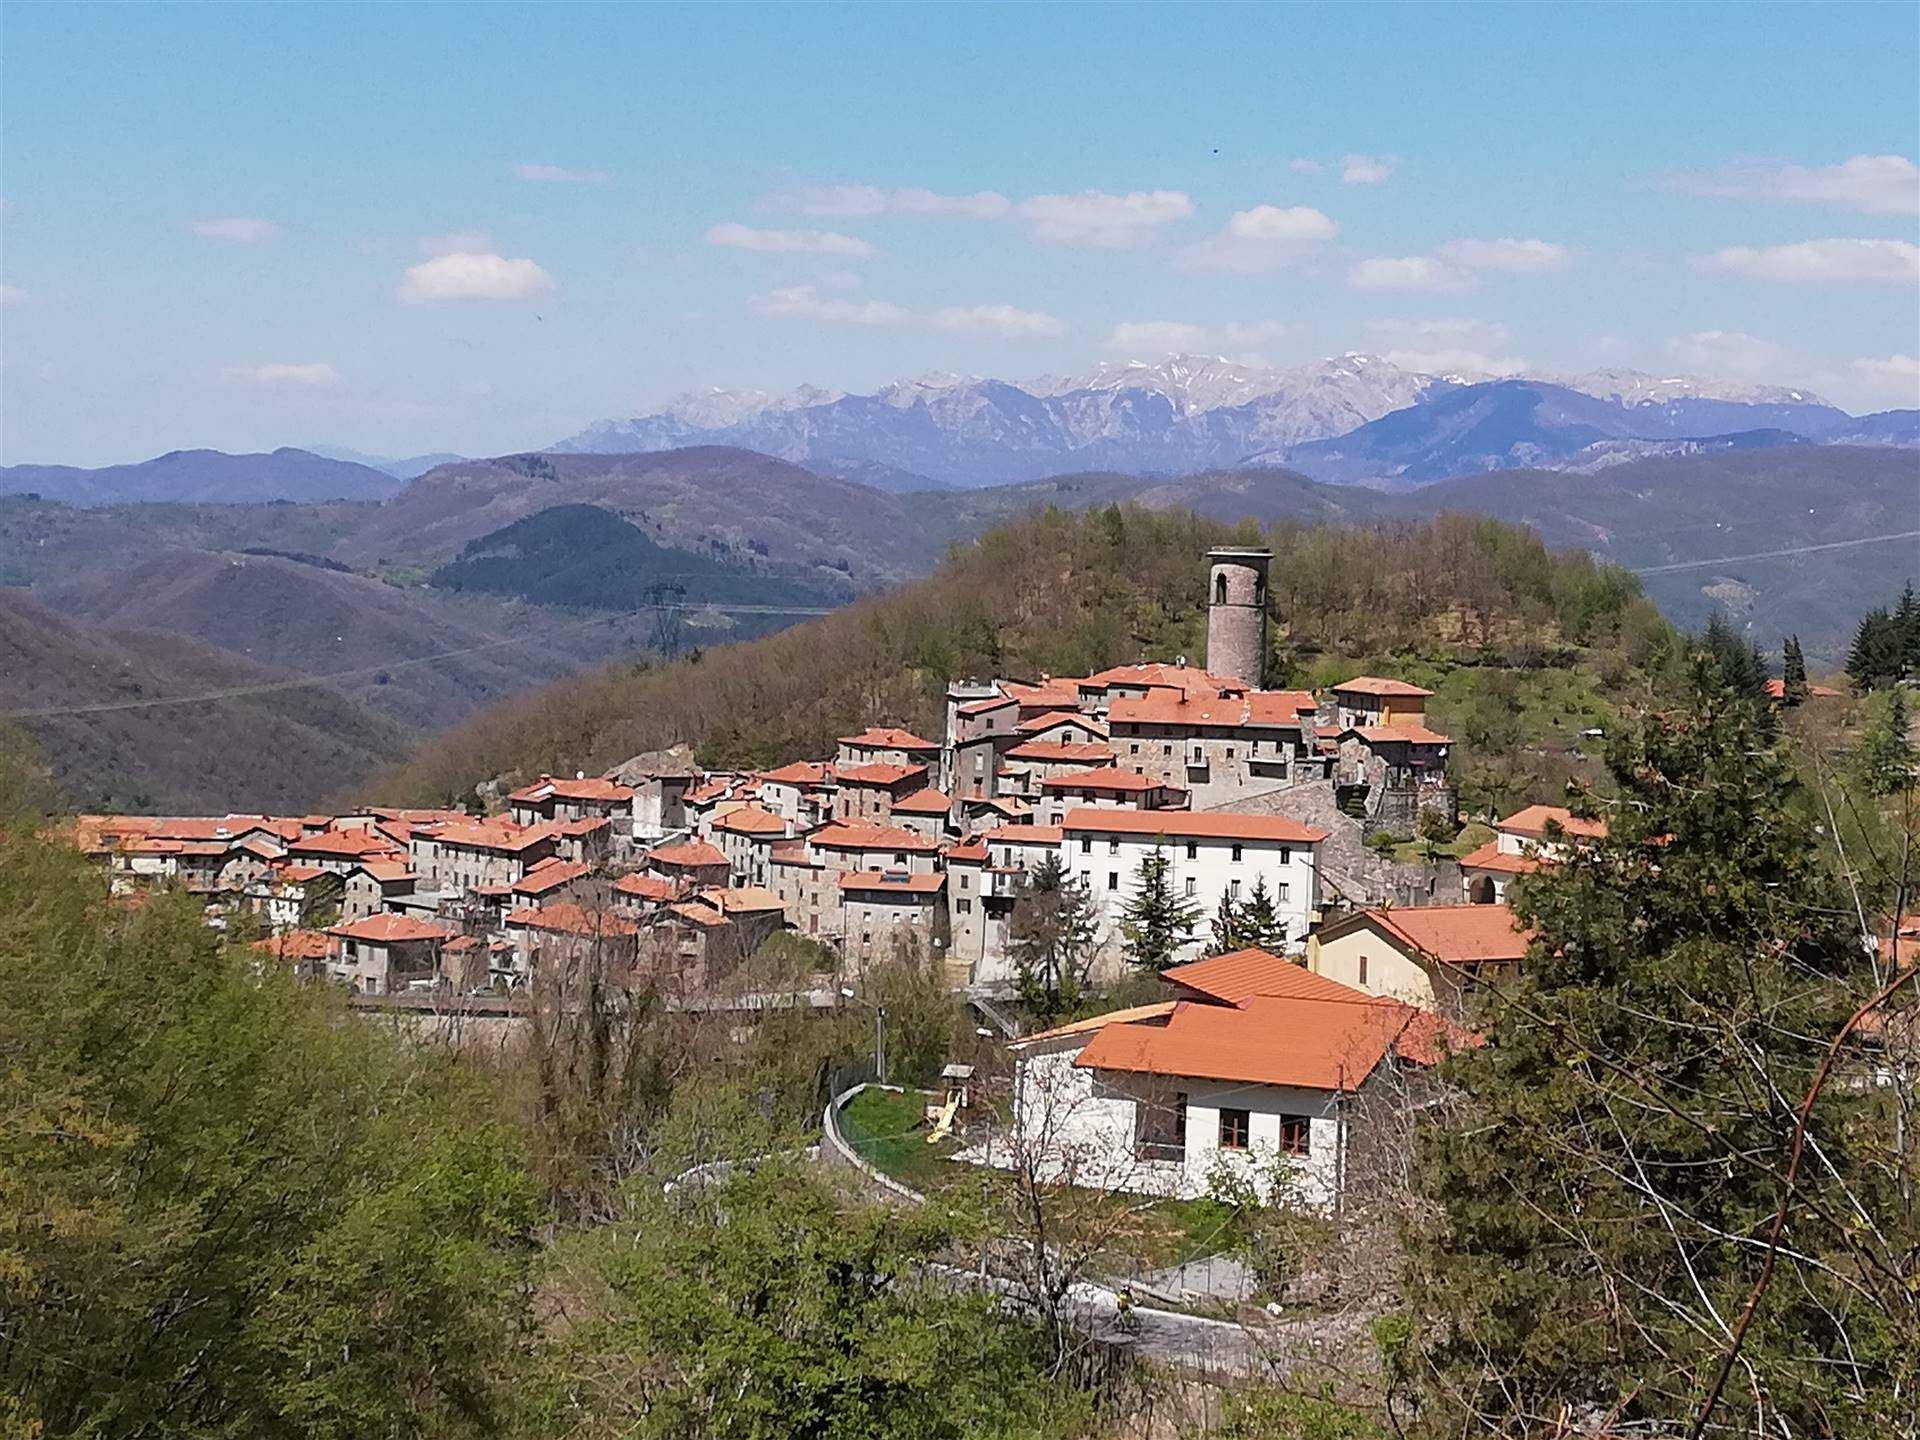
1385,819 -> 1495,866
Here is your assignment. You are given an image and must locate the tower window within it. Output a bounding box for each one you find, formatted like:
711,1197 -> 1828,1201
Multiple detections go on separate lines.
1214,573 -> 1227,604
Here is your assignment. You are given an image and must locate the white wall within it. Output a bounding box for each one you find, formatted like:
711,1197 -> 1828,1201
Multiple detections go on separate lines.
1062,830 -> 1319,962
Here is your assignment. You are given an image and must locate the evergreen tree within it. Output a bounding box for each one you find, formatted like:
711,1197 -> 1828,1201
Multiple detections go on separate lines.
1407,689 -> 1909,1433
1847,605 -> 1903,690
1697,610 -> 1768,699
1858,687 -> 1917,797
1236,873 -> 1289,953
1781,632 -> 1809,705
1209,887 -> 1246,953
1119,846 -> 1200,972
1007,854 -> 1098,1025
1897,580 -> 1920,679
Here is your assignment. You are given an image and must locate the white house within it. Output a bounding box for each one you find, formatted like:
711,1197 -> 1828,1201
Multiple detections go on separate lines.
1059,806 -> 1327,964
1456,803 -> 1607,904
1007,947 -> 1464,1208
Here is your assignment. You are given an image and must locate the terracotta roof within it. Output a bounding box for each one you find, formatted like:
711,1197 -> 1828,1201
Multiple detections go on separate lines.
839,870 -> 946,895
428,818 -> 558,854
769,839 -> 814,866
648,839 -> 728,869
834,761 -> 929,788
684,777 -> 738,806
760,761 -> 834,786
1075,993 -> 1463,1093
506,902 -> 640,938
944,836 -> 990,863
1081,663 -> 1246,698
613,871 -> 678,902
1039,766 -> 1169,795
1457,841 -> 1541,876
890,787 -> 953,815
1496,804 -> 1607,841
442,935 -> 482,952
327,913 -> 457,943
808,820 -> 939,853
506,775 -> 634,805
1347,724 -> 1451,746
1161,948 -> 1354,1006
1015,710 -> 1108,736
1333,676 -> 1434,698
1365,904 -> 1532,965
278,863 -> 330,884
1000,678 -> 1084,709
513,858 -> 591,896
838,725 -> 939,751
1762,678 -> 1843,700
558,815 -> 611,838
1010,1001 -> 1180,1047
668,900 -> 731,928
350,859 -> 418,884
714,804 -> 789,836
957,694 -> 1018,718
290,829 -> 404,859
1006,741 -> 1116,765
250,929 -> 335,961
1062,807 -> 1327,844
695,885 -> 787,915
985,823 -> 1064,845
1110,687 -> 1318,730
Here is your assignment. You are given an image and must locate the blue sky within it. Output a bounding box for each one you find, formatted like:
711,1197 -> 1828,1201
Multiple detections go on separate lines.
2,1 -> 1916,465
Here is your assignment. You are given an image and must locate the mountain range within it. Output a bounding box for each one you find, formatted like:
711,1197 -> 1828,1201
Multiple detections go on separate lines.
0,447 -> 405,506
552,353 -> 1911,489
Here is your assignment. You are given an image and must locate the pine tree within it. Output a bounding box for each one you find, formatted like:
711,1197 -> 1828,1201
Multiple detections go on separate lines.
1007,854 -> 1097,1025
1698,611 -> 1767,699
1896,580 -> 1920,679
1858,687 -> 1917,797
1119,847 -> 1199,972
1847,605 -> 1902,690
1781,633 -> 1809,705
1236,873 -> 1288,952
1407,688 -> 1904,1433
1209,888 -> 1245,953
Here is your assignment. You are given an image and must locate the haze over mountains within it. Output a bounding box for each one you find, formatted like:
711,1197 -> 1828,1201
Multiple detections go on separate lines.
553,353 -> 1913,490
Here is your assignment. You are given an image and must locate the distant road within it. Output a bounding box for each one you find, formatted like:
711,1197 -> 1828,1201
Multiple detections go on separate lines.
1630,530 -> 1920,576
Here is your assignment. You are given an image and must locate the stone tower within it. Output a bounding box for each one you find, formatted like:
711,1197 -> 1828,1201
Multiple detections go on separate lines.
1204,546 -> 1271,687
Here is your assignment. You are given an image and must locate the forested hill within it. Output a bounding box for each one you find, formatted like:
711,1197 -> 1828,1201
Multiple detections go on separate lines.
376,505 -> 1679,811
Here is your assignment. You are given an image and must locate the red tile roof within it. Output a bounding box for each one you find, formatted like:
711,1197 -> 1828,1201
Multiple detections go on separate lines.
428,818 -> 559,854
668,900 -> 731,928
1363,904 -> 1532,965
350,859 -> 418,884
278,863 -> 330,884
290,829 -> 405,859
1110,687 -> 1317,729
1347,724 -> 1451,746
1333,676 -> 1434,698
837,726 -> 939,751
1015,710 -> 1108,736
513,858 -> 591,896
1161,948 -> 1353,1006
506,902 -> 640,938
957,694 -> 1018,718
760,760 -> 835,786
944,836 -> 990,863
839,870 -> 946,895
648,839 -> 728,869
613,871 -> 678,902
1082,663 -> 1247,698
1495,804 -> 1607,841
251,929 -> 336,961
506,775 -> 634,805
891,787 -> 952,815
1062,807 -> 1326,844
695,885 -> 787,915
1456,841 -> 1541,876
327,913 -> 457,943
1000,678 -> 1084,709
985,823 -> 1064,845
1039,766 -> 1170,795
834,761 -> 929,788
808,821 -> 940,853
713,804 -> 789,836
1006,741 -> 1116,765
1762,678 -> 1843,700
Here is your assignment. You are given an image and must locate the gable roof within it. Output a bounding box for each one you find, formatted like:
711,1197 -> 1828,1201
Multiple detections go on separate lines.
1110,687 -> 1317,730
513,858 -> 591,896
326,913 -> 457,944
426,818 -> 559,854
1081,663 -> 1247,698
1039,766 -> 1169,794
759,760 -> 834,786
694,885 -> 787,915
713,804 -> 789,836
1333,676 -> 1434,699
1006,741 -> 1116,765
506,775 -> 634,805
1015,710 -> 1108,736
1495,804 -> 1607,841
833,761 -> 929,788
984,823 -> 1064,845
1346,724 -> 1451,746
251,929 -> 336,961
1456,841 -> 1541,876
1160,947 -> 1356,1006
613,871 -> 678,902
808,820 -> 940,853
839,870 -> 946,895
890,787 -> 952,815
1320,903 -> 1533,967
506,902 -> 640,938
837,726 -> 939,751
647,839 -> 729,869
1062,807 -> 1327,844
1010,1001 -> 1180,1048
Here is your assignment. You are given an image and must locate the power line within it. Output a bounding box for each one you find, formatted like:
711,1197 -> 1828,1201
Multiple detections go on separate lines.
1629,531 -> 1920,576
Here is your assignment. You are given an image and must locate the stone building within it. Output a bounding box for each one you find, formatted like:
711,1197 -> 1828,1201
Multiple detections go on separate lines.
1204,547 -> 1271,688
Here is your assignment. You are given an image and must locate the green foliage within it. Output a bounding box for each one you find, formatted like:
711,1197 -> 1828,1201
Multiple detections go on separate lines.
1856,687 -> 1918,797
1846,583 -> 1920,690
1406,687 -> 1913,1433
1119,846 -> 1200,972
0,814 -> 537,1437
1781,632 -> 1809,705
1695,609 -> 1769,700
1009,853 -> 1098,1025
1212,1386 -> 1387,1440
521,1150 -> 1081,1439
1211,873 -> 1289,954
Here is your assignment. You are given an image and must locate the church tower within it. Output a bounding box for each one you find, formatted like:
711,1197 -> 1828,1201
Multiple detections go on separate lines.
1204,547 -> 1271,687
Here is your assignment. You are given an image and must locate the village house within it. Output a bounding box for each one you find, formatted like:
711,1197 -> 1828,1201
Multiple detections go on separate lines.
839,869 -> 949,972
505,774 -> 636,827
999,741 -> 1119,801
1330,676 -> 1435,730
984,823 -> 1065,877
611,869 -> 680,917
942,835 -> 1018,987
1077,662 -> 1248,714
251,864 -> 342,932
1108,686 -> 1318,804
644,837 -> 732,892
807,820 -> 942,876
711,803 -> 791,887
502,902 -> 641,985
1037,766 -> 1184,828
339,857 -> 421,922
1015,710 -> 1109,747
409,817 -> 560,894
1061,807 -> 1327,966
324,912 -> 462,996
662,886 -> 790,978
889,786 -> 953,841
551,816 -> 614,866
768,840 -> 835,940
1006,947 -> 1463,1207
250,928 -> 336,980
1457,803 -> 1607,903
837,725 -> 941,770
756,761 -> 836,829
831,761 -> 929,823
1307,903 -> 1531,1011
605,746 -> 702,843
684,774 -> 755,835
510,857 -> 592,910
286,827 -> 408,876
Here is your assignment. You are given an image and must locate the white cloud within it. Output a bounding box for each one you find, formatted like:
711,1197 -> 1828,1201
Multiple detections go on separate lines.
1366,317 -> 1514,348
1849,353 -> 1920,403
1696,237 -> 1920,283
1341,153 -> 1397,185
1665,330 -> 1802,379
927,303 -> 1066,339
514,162 -> 609,183
749,285 -> 912,327
1667,154 -> 1919,216
1288,158 -> 1325,176
0,284 -> 26,306
220,361 -> 343,387
190,216 -> 279,242
1380,348 -> 1527,377
419,230 -> 494,257
1015,189 -> 1194,247
770,183 -> 1013,219
397,251 -> 556,303
750,284 -> 1061,339
704,222 -> 875,257
1175,205 -> 1338,273
1104,319 -> 1292,356
1347,255 -> 1475,292
1437,237 -> 1573,273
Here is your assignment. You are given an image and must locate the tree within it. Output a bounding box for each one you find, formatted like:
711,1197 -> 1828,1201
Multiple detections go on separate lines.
0,813 -> 537,1436
1406,687 -> 1914,1434
1781,632 -> 1809,705
1237,873 -> 1290,953
1697,610 -> 1767,699
1119,845 -> 1199,972
1008,854 -> 1098,1025
1210,886 -> 1247,953
1896,580 -> 1920,679
1847,604 -> 1905,690
1858,687 -> 1918,797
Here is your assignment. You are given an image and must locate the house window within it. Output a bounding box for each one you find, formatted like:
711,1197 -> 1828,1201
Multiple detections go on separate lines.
1229,878 -> 1242,898
1276,882 -> 1290,903
1079,836 -> 1092,854
1108,872 -> 1119,890
1163,744 -> 1172,757
961,874 -> 970,890
1226,747 -> 1234,760
1278,847 -> 1291,865
1185,841 -> 1197,860
1184,877 -> 1197,897
1218,1108 -> 1250,1150
1135,1092 -> 1187,1161
1278,1114 -> 1312,1156
958,898 -> 972,914
1109,838 -> 1119,854
1231,844 -> 1243,862
1358,953 -> 1368,986
1129,743 -> 1140,755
